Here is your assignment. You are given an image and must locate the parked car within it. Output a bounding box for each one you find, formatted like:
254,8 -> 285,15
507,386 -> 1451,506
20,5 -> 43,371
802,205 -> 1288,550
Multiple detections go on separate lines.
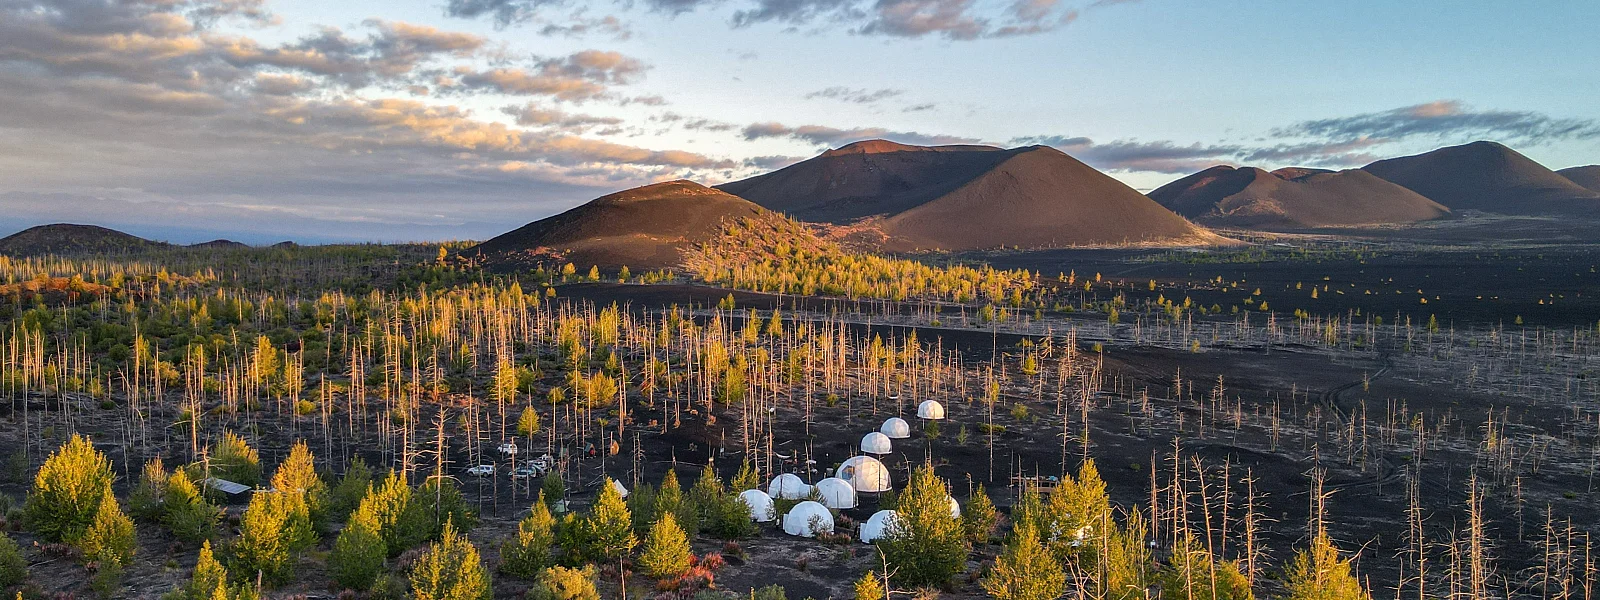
497,441 -> 519,455
467,464 -> 494,477
511,465 -> 542,480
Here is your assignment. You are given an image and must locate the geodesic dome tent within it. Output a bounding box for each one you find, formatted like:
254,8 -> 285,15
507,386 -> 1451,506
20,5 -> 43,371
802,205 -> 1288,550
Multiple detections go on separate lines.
860,431 -> 892,454
838,455 -> 892,493
881,417 -> 911,439
814,477 -> 858,509
768,473 -> 812,499
859,510 -> 900,543
917,400 -> 946,420
738,489 -> 776,522
782,501 -> 835,537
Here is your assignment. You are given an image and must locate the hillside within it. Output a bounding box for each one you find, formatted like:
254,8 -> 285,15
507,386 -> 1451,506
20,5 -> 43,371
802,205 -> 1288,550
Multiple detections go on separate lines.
1149,165 -> 1450,229
718,140 -> 1220,251
1557,165 -> 1600,192
190,239 -> 249,249
0,224 -> 168,256
466,180 -> 793,271
1362,141 -> 1600,214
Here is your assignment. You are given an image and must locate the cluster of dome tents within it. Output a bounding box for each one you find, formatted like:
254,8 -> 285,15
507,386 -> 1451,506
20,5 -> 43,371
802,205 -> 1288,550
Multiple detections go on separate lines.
727,400 -> 951,540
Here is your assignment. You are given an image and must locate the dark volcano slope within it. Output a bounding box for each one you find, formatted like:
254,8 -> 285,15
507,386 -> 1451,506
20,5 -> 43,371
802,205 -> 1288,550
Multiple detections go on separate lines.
467,180 -> 778,271
1557,166 -> 1600,193
719,140 -> 1214,251
0,224 -> 169,256
1149,165 -> 1449,229
1362,141 -> 1600,214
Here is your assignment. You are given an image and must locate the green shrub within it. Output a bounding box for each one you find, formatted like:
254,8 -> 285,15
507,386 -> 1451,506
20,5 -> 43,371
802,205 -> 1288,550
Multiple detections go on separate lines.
878,464 -> 968,587
853,571 -> 884,600
269,441 -> 327,533
637,512 -> 692,578
409,520 -> 491,600
331,501 -> 387,591
327,458 -> 372,522
129,457 -> 170,522
161,469 -> 219,544
0,531 -> 27,588
528,566 -> 599,600
24,434 -> 113,543
229,491 -> 297,585
499,495 -> 555,579
982,522 -> 1065,600
568,479 -> 634,563
211,431 -> 261,487
80,492 -> 136,567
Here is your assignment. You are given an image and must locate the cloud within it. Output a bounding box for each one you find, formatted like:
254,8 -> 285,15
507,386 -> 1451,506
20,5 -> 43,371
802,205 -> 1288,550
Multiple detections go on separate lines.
0,0 -> 740,242
730,0 -> 861,27
451,50 -> 649,101
656,112 -> 739,132
744,121 -> 981,146
804,86 -> 904,103
445,0 -> 1087,40
742,155 -> 806,169
502,103 -> 623,132
1275,101 -> 1600,146
539,14 -> 633,39
445,0 -> 566,27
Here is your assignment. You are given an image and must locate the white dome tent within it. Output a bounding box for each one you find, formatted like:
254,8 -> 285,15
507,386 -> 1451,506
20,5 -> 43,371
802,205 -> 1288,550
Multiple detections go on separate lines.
860,432 -> 892,455
881,417 -> 911,439
768,473 -> 812,500
782,501 -> 835,537
916,400 -> 946,420
947,495 -> 961,518
813,477 -> 858,509
738,489 -> 776,522
838,455 -> 893,493
609,479 -> 629,498
858,510 -> 900,543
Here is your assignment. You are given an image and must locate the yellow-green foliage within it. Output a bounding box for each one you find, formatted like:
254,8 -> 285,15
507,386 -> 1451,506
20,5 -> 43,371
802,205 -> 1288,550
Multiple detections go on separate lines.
499,495 -> 555,579
410,520 -> 491,600
982,522 -> 1066,600
331,499 -> 387,591
162,468 -> 219,543
212,431 -> 261,487
637,512 -> 692,579
1159,535 -> 1252,600
532,566 -> 599,600
80,492 -> 136,567
878,464 -> 968,587
269,441 -> 326,538
1282,533 -> 1370,600
24,434 -> 113,543
572,478 -> 635,562
0,531 -> 28,588
854,570 -> 885,600
685,216 -> 1034,303
231,491 -> 299,585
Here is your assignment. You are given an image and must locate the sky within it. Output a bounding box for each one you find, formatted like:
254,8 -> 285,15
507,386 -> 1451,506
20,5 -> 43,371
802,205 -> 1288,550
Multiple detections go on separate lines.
1,0 -> 1597,244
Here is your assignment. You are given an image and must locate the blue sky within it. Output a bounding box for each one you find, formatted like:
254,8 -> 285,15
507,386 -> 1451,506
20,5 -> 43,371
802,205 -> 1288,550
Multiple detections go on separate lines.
1,0 -> 1596,244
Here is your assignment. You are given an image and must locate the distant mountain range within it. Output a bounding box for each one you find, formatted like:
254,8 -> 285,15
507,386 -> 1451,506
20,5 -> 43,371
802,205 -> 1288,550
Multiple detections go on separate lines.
717,140 -> 1219,251
464,180 -> 787,271
1149,166 -> 1449,229
0,224 -> 251,257
1555,165 -> 1600,193
7,140 -> 1598,264
1151,141 -> 1600,230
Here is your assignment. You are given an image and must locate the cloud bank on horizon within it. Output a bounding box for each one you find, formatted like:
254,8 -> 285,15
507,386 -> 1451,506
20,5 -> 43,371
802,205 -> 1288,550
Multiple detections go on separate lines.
0,0 -> 1595,243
